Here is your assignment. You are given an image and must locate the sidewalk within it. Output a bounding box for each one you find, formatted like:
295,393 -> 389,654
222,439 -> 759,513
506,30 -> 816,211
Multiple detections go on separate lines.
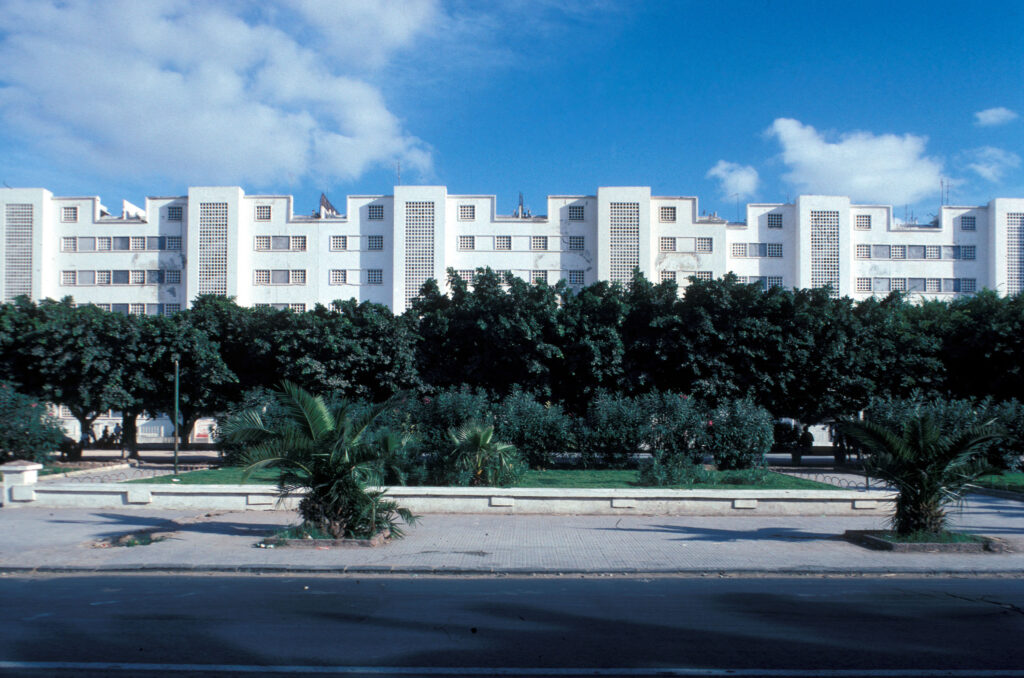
2,494 -> 1022,575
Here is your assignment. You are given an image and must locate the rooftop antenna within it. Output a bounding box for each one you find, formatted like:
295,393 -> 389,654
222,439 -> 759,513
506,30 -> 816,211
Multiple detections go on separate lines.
514,192 -> 531,218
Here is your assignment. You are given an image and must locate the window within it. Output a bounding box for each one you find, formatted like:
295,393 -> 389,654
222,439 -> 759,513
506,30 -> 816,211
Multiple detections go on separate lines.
256,235 -> 305,251
61,237 -> 77,252
459,204 -> 475,221
61,271 -> 76,286
77,270 -> 95,285
908,278 -> 925,292
961,278 -> 977,293
767,243 -> 783,258
943,246 -> 958,260
767,276 -> 783,288
255,205 -> 272,221
660,270 -> 676,283
856,244 -> 871,259
696,237 -> 713,253
872,245 -> 891,259
457,270 -> 475,284
495,235 -> 512,250
95,303 -> 111,312
961,215 -> 976,231
271,270 -> 289,284
568,236 -> 584,250
166,236 -> 182,250
254,270 -> 271,285
289,303 -> 306,313
367,269 -> 383,284
568,270 -> 584,286
130,236 -> 146,251
112,237 -> 130,251
330,235 -> 347,251
130,304 -> 146,316
926,246 -> 941,259
459,236 -> 475,251
856,215 -> 872,230
78,237 -> 95,251
767,213 -> 783,229
367,204 -> 384,220
97,237 -> 111,251
291,270 -> 306,285
146,237 -> 164,250
748,243 -> 768,257
660,206 -> 676,223
695,271 -> 713,281
96,270 -> 111,285
856,278 -> 872,292
567,205 -> 584,221
167,205 -> 183,221
111,270 -> 130,285
891,278 -> 907,292
531,270 -> 547,285
146,270 -> 162,285
130,270 -> 146,285
961,245 -> 976,260
164,304 -> 180,315
62,206 -> 78,222
329,269 -> 347,285
255,236 -> 271,251
926,278 -> 941,292
367,235 -> 384,250
873,278 -> 891,293
907,245 -> 925,259
166,270 -> 181,284
891,245 -> 906,259
292,236 -> 307,251
731,243 -> 747,258
532,236 -> 548,251
660,237 -> 676,252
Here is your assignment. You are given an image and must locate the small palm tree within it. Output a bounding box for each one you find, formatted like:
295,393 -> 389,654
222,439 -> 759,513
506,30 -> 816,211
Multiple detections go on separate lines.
447,421 -> 524,486
839,414 -> 1002,535
220,382 -> 418,539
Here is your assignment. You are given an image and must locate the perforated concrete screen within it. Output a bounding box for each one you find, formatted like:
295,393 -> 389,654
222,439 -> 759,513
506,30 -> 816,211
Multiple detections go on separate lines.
810,210 -> 840,297
404,201 -> 434,306
609,202 -> 639,285
198,202 -> 228,295
4,203 -> 33,301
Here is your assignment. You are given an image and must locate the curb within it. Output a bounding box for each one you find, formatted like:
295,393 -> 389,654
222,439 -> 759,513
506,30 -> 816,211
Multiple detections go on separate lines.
969,486 -> 1024,502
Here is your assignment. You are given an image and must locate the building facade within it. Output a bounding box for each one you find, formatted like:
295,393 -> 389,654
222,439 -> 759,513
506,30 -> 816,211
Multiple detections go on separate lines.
3,185 -> 1024,314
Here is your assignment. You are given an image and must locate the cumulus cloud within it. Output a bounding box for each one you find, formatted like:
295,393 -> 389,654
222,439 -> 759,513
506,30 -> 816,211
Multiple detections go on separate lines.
974,107 -> 1019,127
706,161 -> 759,199
0,0 -> 436,188
963,146 -> 1021,182
766,118 -> 943,205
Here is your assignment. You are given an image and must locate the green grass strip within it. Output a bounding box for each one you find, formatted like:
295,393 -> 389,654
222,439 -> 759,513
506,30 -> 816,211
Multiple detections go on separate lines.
974,472 -> 1024,492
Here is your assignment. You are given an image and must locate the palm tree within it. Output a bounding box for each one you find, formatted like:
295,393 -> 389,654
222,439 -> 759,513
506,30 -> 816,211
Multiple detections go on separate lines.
447,421 -> 524,486
839,414 -> 1002,535
219,382 -> 418,539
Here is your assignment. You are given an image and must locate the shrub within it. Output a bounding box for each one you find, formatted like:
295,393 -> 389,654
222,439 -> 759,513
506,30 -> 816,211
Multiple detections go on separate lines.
637,391 -> 705,463
215,387 -> 289,465
389,386 -> 493,459
703,398 -> 773,470
492,389 -> 574,468
576,392 -> 650,467
0,382 -> 66,463
439,421 -> 525,486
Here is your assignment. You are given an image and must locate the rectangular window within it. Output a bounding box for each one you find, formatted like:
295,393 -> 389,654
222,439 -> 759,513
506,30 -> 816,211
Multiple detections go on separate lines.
97,237 -> 111,251
660,206 -> 676,223
531,270 -> 547,285
367,235 -> 384,250
271,236 -> 290,251
367,269 -> 383,284
767,213 -> 783,229
164,303 -> 180,315
942,278 -> 959,293
568,270 -> 584,286
167,205 -> 183,222
289,303 -> 306,313
943,246 -> 958,260
130,270 -> 146,285
731,243 -> 747,258
96,270 -> 111,285
926,278 -> 941,292
891,278 -> 907,292
329,269 -> 347,285
459,204 -> 475,221
166,236 -> 181,250
567,205 -> 584,221
130,237 -> 146,251
166,270 -> 181,284
271,270 -> 289,284
660,237 -> 676,252
872,245 -> 891,259
856,278 -> 872,292
767,243 -> 783,258
459,236 -> 475,251
255,205 -> 272,221
696,237 -> 713,253
145,304 -> 162,316
367,204 -> 384,220
767,276 -> 783,288
961,278 -> 977,293
254,269 -> 271,285
61,237 -> 77,252
291,270 -> 306,285
78,237 -> 95,251
457,269 -> 475,284
61,270 -> 76,286
961,215 -> 976,231
95,303 -> 111,312
856,215 -> 872,230
112,237 -> 130,251
695,271 -> 712,281
907,245 -> 926,259
532,236 -> 548,251
908,278 -> 925,292
62,206 -> 78,222
291,236 -> 307,251
961,245 -> 976,260
111,270 -> 130,285
130,304 -> 146,316
255,236 -> 271,250
330,235 -> 347,251
749,243 -> 768,258
891,245 -> 906,259
568,236 -> 584,250
146,236 -> 165,250
873,277 -> 891,293
926,246 -> 941,259
856,244 -> 871,259
660,270 -> 676,283
77,270 -> 95,285
146,270 -> 163,284
495,235 -> 512,250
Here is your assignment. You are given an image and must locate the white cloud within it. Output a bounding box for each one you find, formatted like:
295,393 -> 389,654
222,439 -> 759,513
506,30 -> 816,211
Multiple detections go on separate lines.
0,0 -> 436,188
963,146 -> 1021,183
706,161 -> 759,199
974,107 -> 1019,127
766,118 -> 944,205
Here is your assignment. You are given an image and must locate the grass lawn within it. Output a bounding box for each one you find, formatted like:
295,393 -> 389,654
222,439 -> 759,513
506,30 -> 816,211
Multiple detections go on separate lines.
974,472 -> 1024,493
130,466 -> 835,490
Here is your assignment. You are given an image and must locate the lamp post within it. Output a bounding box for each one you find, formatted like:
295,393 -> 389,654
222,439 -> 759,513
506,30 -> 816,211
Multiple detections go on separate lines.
173,358 -> 180,476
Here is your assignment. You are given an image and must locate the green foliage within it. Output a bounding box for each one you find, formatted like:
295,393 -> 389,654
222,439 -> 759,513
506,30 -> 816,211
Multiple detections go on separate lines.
0,382 -> 65,462
388,386 -> 493,459
219,381 -> 419,539
576,392 -> 651,467
492,389 -> 574,468
215,387 -> 290,466
703,398 -> 774,470
441,421 -> 525,486
840,414 -> 1003,535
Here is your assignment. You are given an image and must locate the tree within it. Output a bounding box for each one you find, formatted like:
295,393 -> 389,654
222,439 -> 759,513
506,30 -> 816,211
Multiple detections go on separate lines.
445,421 -> 524,486
220,382 -> 419,539
840,415 -> 1002,535
0,382 -> 65,463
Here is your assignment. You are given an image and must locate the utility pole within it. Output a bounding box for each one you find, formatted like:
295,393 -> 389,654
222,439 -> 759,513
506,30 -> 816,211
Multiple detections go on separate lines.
173,358 -> 180,476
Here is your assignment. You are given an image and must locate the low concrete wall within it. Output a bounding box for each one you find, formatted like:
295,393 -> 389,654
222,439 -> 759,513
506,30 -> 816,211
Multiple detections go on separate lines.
2,477 -> 894,516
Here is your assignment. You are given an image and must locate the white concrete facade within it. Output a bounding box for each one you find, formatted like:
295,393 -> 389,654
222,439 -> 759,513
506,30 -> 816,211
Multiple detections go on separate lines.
3,186 -> 1024,314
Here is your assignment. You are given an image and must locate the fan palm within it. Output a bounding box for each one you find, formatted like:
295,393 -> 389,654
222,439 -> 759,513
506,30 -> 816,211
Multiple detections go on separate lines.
447,421 -> 524,486
219,382 -> 418,539
839,414 -> 1002,535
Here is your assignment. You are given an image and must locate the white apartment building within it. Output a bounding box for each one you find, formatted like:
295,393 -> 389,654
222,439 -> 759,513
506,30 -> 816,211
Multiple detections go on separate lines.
3,185 -> 1024,314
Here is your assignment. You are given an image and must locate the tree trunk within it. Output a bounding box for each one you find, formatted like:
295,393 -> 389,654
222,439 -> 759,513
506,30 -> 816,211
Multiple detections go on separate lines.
121,411 -> 141,460
178,414 -> 197,450
71,414 -> 96,462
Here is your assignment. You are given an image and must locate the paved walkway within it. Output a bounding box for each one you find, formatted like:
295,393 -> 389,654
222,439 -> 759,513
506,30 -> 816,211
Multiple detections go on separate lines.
2,494 -> 1022,575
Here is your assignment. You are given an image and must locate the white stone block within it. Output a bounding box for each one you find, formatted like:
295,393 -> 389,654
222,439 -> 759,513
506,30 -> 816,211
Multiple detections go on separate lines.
611,498 -> 636,508
126,488 -> 152,504
853,500 -> 879,510
489,496 -> 514,507
11,485 -> 36,502
732,499 -> 758,509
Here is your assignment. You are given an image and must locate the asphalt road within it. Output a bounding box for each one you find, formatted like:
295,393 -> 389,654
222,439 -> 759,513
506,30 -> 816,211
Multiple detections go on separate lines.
2,575 -> 1023,677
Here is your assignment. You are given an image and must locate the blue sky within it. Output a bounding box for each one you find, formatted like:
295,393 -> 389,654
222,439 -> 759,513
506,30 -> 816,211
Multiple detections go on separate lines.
1,0 -> 1021,220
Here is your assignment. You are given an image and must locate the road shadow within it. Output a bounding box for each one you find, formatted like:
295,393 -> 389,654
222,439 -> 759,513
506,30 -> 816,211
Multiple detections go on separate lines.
591,523 -> 842,542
